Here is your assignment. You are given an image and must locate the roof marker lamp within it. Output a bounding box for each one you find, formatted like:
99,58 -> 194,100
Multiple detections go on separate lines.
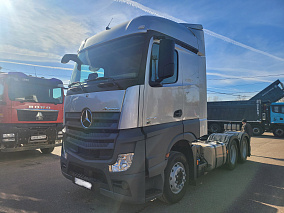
109,153 -> 134,172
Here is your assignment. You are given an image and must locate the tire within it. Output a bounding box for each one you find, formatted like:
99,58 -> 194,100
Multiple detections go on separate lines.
226,140 -> 238,170
40,147 -> 54,154
273,127 -> 284,138
239,137 -> 248,163
209,123 -> 222,133
160,151 -> 189,204
252,125 -> 263,136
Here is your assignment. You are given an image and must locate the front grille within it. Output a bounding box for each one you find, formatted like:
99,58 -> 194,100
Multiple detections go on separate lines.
65,112 -> 120,160
17,109 -> 58,121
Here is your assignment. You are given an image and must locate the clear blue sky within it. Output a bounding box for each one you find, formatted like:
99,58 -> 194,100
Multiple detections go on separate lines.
0,0 -> 283,101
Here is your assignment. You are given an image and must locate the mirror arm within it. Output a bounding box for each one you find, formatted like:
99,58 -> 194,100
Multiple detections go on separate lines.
61,54 -> 82,71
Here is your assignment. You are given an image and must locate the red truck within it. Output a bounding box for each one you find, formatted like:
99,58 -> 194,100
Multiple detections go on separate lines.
0,72 -> 64,154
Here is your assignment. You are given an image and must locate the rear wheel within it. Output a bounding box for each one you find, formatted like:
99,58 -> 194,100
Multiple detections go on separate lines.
160,151 -> 189,204
239,137 -> 248,163
252,125 -> 263,136
226,140 -> 238,170
40,147 -> 54,154
273,127 -> 284,138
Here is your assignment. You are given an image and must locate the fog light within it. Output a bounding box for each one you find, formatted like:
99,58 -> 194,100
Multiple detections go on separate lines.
3,133 -> 15,138
109,153 -> 134,172
121,181 -> 129,190
3,138 -> 16,142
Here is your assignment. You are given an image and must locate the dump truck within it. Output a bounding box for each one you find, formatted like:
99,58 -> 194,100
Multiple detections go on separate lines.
0,72 -> 64,153
208,80 -> 284,137
60,15 -> 250,204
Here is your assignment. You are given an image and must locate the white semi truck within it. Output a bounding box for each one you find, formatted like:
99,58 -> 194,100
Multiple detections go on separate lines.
60,16 -> 250,204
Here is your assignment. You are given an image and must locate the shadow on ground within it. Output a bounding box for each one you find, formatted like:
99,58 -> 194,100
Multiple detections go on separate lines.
0,149 -> 59,163
0,157 -> 283,213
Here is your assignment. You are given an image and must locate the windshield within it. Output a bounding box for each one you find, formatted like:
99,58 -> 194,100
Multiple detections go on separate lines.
8,80 -> 63,104
69,34 -> 146,89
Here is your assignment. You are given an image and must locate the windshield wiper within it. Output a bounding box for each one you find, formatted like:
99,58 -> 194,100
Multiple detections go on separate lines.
87,77 -> 122,89
20,99 -> 37,103
68,81 -> 86,92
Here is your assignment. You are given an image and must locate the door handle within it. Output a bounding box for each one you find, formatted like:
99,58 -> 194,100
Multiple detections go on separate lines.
174,109 -> 182,118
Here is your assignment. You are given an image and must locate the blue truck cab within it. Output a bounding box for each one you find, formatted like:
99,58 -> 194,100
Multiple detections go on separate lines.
270,102 -> 284,137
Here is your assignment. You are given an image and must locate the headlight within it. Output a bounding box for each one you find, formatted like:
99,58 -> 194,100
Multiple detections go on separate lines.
109,153 -> 134,172
57,131 -> 63,138
62,126 -> 66,133
3,133 -> 15,138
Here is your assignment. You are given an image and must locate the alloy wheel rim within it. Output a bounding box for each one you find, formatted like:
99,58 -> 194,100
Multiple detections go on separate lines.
169,162 -> 186,194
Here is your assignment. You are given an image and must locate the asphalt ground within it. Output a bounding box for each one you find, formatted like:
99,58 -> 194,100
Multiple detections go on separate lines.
0,133 -> 283,213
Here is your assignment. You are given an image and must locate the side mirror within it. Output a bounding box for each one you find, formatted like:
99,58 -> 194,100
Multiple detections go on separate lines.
158,39 -> 175,81
61,54 -> 82,71
61,54 -> 79,64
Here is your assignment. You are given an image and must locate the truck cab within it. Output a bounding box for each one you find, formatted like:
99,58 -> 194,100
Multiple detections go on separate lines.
60,16 -> 250,204
0,72 -> 64,153
270,102 -> 284,137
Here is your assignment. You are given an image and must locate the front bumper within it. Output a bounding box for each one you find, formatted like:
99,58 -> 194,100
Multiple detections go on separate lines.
60,132 -> 147,204
60,153 -> 146,204
0,123 -> 63,152
1,140 -> 62,152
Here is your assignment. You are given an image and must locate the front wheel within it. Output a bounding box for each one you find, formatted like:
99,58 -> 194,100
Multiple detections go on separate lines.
160,151 -> 189,204
273,127 -> 284,138
226,140 -> 238,170
40,147 -> 54,154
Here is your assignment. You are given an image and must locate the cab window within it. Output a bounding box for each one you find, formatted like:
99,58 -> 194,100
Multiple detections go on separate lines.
273,106 -> 279,113
272,105 -> 284,114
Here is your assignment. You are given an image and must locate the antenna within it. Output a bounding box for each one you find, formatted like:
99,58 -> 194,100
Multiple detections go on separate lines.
106,18 -> 113,30
34,67 -> 37,77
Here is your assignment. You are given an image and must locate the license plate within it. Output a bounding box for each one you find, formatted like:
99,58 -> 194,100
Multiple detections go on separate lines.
74,177 -> 92,190
31,135 -> 47,140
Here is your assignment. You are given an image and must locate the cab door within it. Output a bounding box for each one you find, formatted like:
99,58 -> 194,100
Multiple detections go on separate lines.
142,39 -> 183,177
143,40 -> 182,127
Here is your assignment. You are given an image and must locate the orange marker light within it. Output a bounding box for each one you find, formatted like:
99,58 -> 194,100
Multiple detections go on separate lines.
165,153 -> 170,158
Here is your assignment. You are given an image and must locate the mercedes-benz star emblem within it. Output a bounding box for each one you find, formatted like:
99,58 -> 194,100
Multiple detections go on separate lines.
81,108 -> 93,128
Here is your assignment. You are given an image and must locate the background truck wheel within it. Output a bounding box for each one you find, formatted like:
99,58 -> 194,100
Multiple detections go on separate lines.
226,140 -> 238,170
273,127 -> 284,138
252,125 -> 264,136
209,123 -> 222,133
239,137 -> 248,163
40,147 -> 54,154
160,151 -> 189,204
